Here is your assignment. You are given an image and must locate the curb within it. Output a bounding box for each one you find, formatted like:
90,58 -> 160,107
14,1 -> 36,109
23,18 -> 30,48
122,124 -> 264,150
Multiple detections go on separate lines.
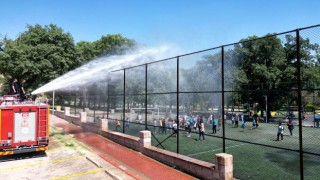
86,153 -> 128,180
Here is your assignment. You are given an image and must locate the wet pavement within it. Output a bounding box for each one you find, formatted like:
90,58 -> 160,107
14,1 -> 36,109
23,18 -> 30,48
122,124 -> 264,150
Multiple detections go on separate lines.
51,115 -> 196,180
0,129 -> 112,180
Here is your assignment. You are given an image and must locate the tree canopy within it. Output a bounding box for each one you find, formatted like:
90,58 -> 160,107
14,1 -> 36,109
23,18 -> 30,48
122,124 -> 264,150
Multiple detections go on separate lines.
105,32 -> 320,115
0,24 -> 136,94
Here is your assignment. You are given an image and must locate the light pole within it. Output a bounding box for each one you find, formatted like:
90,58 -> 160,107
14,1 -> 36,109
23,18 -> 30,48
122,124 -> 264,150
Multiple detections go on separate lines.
264,95 -> 268,123
52,91 -> 55,115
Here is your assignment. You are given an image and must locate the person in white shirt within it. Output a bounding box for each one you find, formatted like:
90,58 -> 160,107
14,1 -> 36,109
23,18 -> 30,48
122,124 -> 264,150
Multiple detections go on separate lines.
277,122 -> 284,141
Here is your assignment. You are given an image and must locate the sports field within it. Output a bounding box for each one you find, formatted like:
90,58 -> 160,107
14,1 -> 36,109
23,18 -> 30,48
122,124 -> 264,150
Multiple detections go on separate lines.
107,119 -> 320,180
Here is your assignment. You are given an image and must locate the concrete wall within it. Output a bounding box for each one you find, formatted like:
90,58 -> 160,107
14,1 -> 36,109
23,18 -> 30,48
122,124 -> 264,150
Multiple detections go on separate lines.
51,110 -> 81,126
54,107 -> 234,180
143,146 -> 218,179
101,131 -> 140,151
81,122 -> 100,134
52,110 -> 64,119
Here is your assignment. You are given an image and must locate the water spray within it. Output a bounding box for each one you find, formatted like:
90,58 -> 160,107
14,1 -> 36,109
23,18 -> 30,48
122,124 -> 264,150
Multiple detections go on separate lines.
32,46 -> 179,94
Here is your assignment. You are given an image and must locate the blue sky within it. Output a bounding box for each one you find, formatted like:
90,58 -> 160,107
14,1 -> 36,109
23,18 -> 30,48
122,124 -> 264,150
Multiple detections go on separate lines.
1,0 -> 320,53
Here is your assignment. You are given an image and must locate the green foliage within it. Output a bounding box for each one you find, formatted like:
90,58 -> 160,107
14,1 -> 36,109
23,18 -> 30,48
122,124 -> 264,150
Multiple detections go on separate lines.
76,34 -> 136,64
95,34 -> 136,56
177,33 -> 320,113
76,41 -> 97,64
0,75 -> 8,94
0,24 -> 78,93
233,35 -> 294,115
238,34 -> 319,113
305,103 -> 315,111
109,32 -> 320,114
0,24 -> 136,95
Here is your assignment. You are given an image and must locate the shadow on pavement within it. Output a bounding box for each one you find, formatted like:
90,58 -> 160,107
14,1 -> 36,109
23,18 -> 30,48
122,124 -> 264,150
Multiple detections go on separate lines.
0,151 -> 47,162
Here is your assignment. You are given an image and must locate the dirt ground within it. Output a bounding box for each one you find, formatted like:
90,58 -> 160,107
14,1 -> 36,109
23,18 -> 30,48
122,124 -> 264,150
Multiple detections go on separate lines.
0,127 -> 118,180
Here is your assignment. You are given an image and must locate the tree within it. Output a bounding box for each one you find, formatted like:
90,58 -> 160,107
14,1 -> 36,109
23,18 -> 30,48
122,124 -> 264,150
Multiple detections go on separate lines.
284,34 -> 320,107
75,41 -> 97,64
232,34 -> 296,116
94,34 -> 136,57
0,24 -> 78,92
75,34 -> 136,68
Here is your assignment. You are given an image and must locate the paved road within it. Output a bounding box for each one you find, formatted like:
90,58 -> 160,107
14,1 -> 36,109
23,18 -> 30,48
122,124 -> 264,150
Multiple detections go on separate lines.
0,127 -> 126,180
51,115 -> 197,180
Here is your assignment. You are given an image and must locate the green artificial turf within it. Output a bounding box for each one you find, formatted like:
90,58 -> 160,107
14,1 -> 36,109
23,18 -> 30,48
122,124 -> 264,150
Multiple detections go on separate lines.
107,119 -> 320,179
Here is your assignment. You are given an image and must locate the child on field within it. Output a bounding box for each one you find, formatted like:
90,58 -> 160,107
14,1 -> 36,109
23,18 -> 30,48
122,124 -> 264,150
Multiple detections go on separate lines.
197,119 -> 205,141
125,117 -> 130,129
173,120 -> 178,137
231,114 -> 235,125
218,118 -> 222,131
241,120 -> 246,130
287,119 -> 294,136
186,121 -> 191,137
115,119 -> 121,131
153,119 -> 157,133
256,117 -> 259,128
277,122 -> 284,141
251,119 -> 256,129
193,121 -> 197,132
159,118 -> 163,133
235,113 -> 239,128
212,119 -> 217,134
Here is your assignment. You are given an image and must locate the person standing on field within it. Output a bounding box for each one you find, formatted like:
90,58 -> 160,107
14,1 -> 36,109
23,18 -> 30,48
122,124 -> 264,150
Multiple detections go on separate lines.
235,113 -> 239,128
138,113 -> 143,128
197,119 -> 205,141
162,118 -> 167,134
186,121 -> 191,137
212,118 -> 217,134
287,119 -> 294,136
125,116 -> 130,129
159,118 -> 163,133
241,120 -> 246,130
173,120 -> 178,137
115,119 -> 122,131
153,119 -> 157,133
277,122 -> 284,141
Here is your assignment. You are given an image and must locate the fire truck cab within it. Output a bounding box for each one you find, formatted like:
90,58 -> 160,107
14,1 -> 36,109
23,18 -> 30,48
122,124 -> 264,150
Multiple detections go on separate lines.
0,95 -> 50,156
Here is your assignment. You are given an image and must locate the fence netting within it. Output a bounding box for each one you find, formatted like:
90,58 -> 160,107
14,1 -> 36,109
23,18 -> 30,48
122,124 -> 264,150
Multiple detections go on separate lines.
50,25 -> 320,180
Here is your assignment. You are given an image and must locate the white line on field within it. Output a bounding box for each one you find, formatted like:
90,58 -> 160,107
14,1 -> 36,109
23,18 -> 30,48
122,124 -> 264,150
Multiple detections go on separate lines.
188,139 -> 264,157
188,144 -> 243,157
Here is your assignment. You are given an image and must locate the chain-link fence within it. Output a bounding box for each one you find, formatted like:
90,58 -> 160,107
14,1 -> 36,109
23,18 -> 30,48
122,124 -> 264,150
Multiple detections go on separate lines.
50,25 -> 320,180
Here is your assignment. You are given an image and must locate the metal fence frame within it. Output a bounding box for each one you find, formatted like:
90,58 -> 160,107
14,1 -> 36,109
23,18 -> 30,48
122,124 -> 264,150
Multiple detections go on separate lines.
55,24 -> 320,180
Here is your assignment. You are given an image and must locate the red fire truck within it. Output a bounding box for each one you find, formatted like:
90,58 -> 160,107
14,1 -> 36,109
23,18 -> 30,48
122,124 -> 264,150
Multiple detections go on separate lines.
0,95 -> 50,156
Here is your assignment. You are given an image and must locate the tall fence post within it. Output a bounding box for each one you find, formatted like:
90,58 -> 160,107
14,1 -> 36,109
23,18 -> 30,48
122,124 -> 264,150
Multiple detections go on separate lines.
123,69 -> 126,133
221,46 -> 226,153
107,74 -> 110,119
145,64 -> 148,130
296,29 -> 304,180
93,95 -> 96,123
177,56 -> 180,154
74,92 -> 77,115
52,91 -> 55,115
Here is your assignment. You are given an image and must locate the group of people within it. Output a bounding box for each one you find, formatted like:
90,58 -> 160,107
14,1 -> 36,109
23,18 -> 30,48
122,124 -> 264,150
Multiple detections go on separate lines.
277,118 -> 294,141
153,115 -> 206,140
228,112 -> 261,130
115,116 -> 131,131
155,117 -> 177,134
114,111 -> 297,143
11,78 -> 27,101
149,114 -> 219,141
